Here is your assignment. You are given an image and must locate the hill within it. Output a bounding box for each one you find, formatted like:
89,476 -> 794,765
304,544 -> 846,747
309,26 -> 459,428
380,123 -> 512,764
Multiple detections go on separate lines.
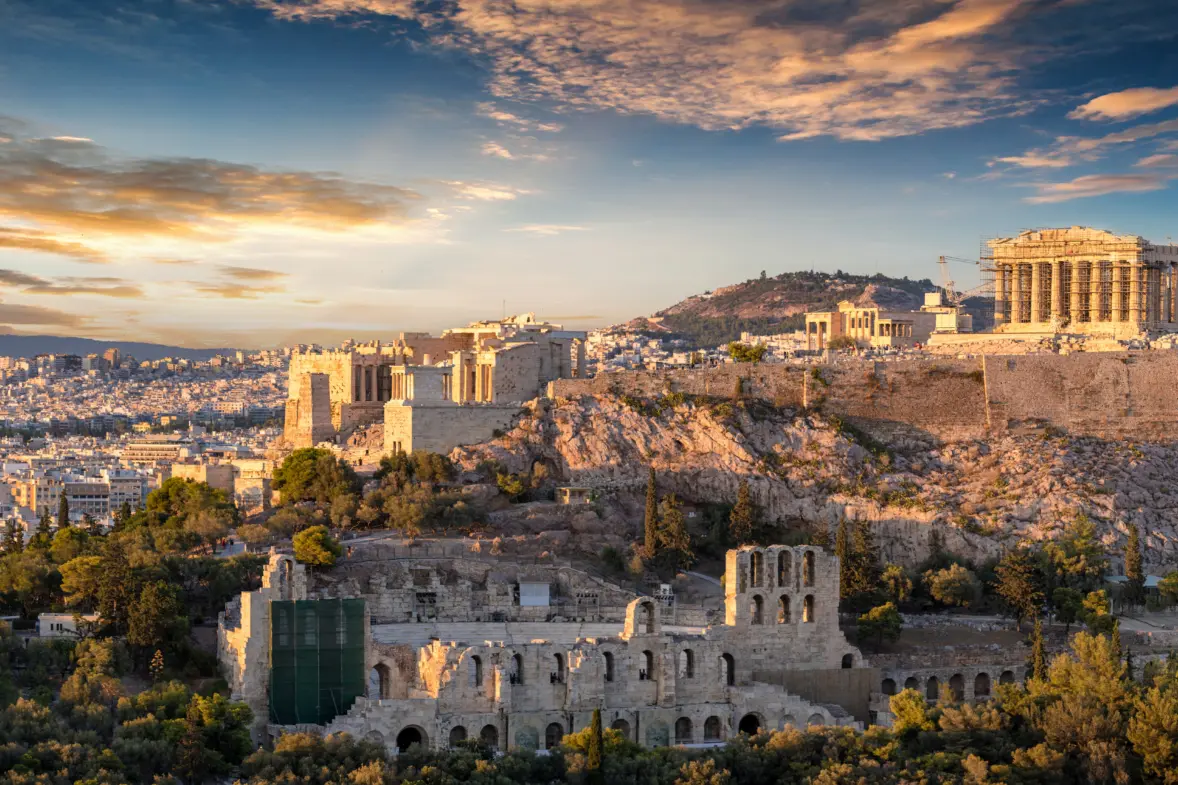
0,334 -> 240,361
624,270 -> 990,347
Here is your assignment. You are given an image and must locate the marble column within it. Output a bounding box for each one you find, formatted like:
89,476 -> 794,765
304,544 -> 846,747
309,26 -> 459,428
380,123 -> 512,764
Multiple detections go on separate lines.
994,265 -> 1007,327
1051,260 -> 1063,320
1011,265 -> 1023,324
1030,263 -> 1042,323
1069,262 -> 1082,322
1089,262 -> 1102,323
1129,264 -> 1141,325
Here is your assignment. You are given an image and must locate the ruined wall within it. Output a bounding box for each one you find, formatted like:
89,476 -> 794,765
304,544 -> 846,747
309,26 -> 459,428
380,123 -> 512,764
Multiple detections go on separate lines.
752,667 -> 880,723
492,344 -> 542,403
552,365 -> 806,404
384,403 -> 520,455
283,373 -> 332,448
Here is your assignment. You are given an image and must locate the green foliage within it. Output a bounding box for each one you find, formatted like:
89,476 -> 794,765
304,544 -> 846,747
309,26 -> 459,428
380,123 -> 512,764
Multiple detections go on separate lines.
924,563 -> 981,607
1082,589 -> 1116,635
726,342 -> 767,363
376,450 -> 454,489
827,335 -> 858,350
292,525 -> 342,568
993,547 -> 1044,630
1052,587 -> 1084,632
1030,618 -> 1048,682
1124,523 -> 1145,607
1160,571 -> 1178,605
881,564 -> 913,604
728,480 -> 759,545
857,603 -> 902,650
273,448 -> 362,505
889,688 -> 935,733
644,467 -> 659,558
497,472 -> 528,501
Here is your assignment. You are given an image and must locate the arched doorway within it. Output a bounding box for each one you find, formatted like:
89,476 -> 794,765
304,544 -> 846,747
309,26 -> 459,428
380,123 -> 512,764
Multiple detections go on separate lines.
703,716 -> 723,741
974,672 -> 991,698
949,674 -> 965,702
926,677 -> 940,701
807,713 -> 824,727
750,595 -> 764,625
721,653 -> 735,686
370,663 -> 391,699
904,676 -> 919,691
778,595 -> 791,623
841,653 -> 854,669
674,717 -> 693,744
778,552 -> 792,587
544,722 -> 564,749
881,678 -> 897,695
802,595 -> 814,622
610,719 -> 631,739
449,726 -> 467,747
396,727 -> 425,753
738,713 -> 760,735
480,724 -> 499,750
999,670 -> 1015,685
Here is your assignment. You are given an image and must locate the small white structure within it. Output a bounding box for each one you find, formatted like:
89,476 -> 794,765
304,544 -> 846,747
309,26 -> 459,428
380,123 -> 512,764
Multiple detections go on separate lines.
39,612 -> 99,638
518,582 -> 551,607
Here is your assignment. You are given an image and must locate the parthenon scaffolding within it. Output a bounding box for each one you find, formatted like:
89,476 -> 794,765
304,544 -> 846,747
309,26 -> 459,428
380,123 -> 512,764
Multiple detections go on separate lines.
988,227 -> 1178,337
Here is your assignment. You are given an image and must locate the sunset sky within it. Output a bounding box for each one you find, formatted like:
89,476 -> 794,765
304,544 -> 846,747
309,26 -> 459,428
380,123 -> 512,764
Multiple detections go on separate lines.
1,0 -> 1178,347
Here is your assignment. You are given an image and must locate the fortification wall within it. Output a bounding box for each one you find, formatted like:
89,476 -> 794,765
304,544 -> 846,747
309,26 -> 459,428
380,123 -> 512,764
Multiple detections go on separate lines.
551,366 -> 806,405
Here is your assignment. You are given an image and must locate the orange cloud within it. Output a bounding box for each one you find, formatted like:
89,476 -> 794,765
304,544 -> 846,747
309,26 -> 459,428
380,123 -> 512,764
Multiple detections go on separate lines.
1024,174 -> 1169,204
1070,86 -> 1178,122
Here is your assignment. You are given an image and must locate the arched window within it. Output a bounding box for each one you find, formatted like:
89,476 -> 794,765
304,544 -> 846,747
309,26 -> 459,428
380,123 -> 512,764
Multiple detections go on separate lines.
610,719 -> 630,739
703,716 -> 723,741
778,552 -> 791,587
471,655 -> 483,688
778,595 -> 791,623
807,714 -> 825,727
974,672 -> 991,698
803,551 -> 815,587
881,678 -> 897,696
783,715 -> 797,728
449,726 -> 467,747
926,676 -> 940,701
370,663 -> 391,700
738,713 -> 759,735
396,727 -> 425,753
553,653 -> 565,684
841,653 -> 854,669
544,722 -> 564,750
949,674 -> 965,702
904,676 -> 919,691
750,551 -> 764,587
603,651 -> 615,682
802,595 -> 814,623
674,717 -> 693,744
642,601 -> 656,634
999,670 -> 1015,685
640,650 -> 655,681
480,724 -> 499,750
750,594 -> 764,625
511,653 -> 524,685
679,649 -> 694,678
721,653 -> 735,686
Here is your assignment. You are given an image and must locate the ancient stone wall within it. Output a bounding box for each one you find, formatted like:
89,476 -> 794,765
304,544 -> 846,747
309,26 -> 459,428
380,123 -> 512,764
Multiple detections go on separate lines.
551,366 -> 806,405
384,402 -> 520,455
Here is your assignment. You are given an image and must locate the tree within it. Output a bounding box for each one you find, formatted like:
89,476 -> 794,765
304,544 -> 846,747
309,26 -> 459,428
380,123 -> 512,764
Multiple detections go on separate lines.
882,564 -> 913,604
586,707 -> 603,785
1083,590 -> 1116,635
835,519 -> 853,601
925,564 -> 981,607
273,448 -> 361,504
57,494 -> 70,529
1124,523 -> 1145,608
858,603 -> 902,650
890,689 -> 934,734
30,508 -> 53,550
97,536 -> 137,632
127,581 -> 187,652
1162,571 -> 1178,607
3,519 -> 23,553
726,342 -> 767,363
1128,685 -> 1178,783
293,525 -> 342,568
656,494 -> 693,571
643,467 -> 658,558
1052,587 -> 1084,633
1030,618 -> 1048,681
50,526 -> 89,564
1047,513 -> 1108,593
850,520 -> 881,602
993,547 -> 1044,631
729,480 -> 758,545
83,513 -> 101,536
496,472 -> 527,501
149,650 -> 165,682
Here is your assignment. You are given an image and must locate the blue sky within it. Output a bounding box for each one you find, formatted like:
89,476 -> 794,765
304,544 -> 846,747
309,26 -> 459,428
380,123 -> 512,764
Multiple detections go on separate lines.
1,0 -> 1177,347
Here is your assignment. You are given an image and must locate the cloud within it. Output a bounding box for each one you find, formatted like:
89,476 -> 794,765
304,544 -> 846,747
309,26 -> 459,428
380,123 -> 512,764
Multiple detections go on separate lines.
504,224 -> 588,236
0,226 -> 109,263
218,265 -> 289,282
192,281 -> 286,299
992,152 -> 1073,169
476,103 -> 563,133
0,302 -> 84,327
440,180 -> 530,201
480,141 -> 550,162
993,118 -> 1178,170
253,0 -> 1087,142
0,268 -> 46,287
0,267 -> 145,297
1070,86 -> 1178,121
1024,173 -> 1170,203
1137,154 -> 1178,168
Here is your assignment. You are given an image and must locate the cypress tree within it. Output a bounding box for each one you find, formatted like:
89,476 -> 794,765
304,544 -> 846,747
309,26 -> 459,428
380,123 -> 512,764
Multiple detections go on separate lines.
1112,618 -> 1123,664
31,508 -> 53,550
835,519 -> 852,600
643,467 -> 658,558
1125,523 -> 1145,607
587,707 -> 603,785
852,520 -> 881,598
729,480 -> 757,544
58,493 -> 70,529
1030,618 -> 1047,682
3,520 -> 22,553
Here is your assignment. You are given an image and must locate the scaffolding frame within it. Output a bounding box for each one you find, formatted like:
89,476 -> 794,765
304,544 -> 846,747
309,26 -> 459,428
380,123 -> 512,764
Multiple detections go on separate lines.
269,598 -> 367,726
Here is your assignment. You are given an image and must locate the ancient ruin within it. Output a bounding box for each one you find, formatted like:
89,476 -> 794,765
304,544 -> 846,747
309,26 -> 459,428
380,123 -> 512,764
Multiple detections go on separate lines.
283,314 -> 586,452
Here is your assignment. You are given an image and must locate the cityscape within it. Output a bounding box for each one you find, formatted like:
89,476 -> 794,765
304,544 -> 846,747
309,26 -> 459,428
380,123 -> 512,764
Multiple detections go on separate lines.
3,1 -> 1178,785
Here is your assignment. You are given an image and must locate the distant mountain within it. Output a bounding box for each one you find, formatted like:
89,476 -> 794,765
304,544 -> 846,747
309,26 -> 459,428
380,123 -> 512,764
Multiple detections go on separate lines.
0,334 -> 240,361
621,270 -> 992,347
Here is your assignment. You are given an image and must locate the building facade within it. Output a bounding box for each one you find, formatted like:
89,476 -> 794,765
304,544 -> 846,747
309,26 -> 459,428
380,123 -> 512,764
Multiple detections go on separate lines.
804,301 -> 938,351
990,226 -> 1178,337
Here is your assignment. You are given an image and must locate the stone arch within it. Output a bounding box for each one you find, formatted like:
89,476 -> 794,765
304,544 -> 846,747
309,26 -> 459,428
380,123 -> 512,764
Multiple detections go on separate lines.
641,649 -> 655,681
641,600 -> 656,633
807,713 -> 825,727
511,653 -> 524,685
396,726 -> 427,753
803,551 -> 815,587
751,551 -> 764,587
553,653 -> 565,683
610,718 -> 631,739
783,714 -> 797,728
544,722 -> 564,750
480,724 -> 499,749
778,551 -> 792,587
999,670 -> 1015,685
974,672 -> 991,698
674,716 -> 693,744
645,721 -> 670,747
842,653 -> 854,669
881,678 -> 897,695
703,715 -> 723,741
365,730 -> 385,747
738,713 -> 761,735
904,676 -> 919,691
514,726 -> 539,750
926,676 -> 940,701
603,651 -> 615,682
778,595 -> 791,623
370,663 -> 391,700
949,673 -> 965,702
449,726 -> 467,747
721,653 -> 735,686
803,595 -> 815,623
470,655 -> 483,688
679,648 -> 695,678
751,594 -> 764,625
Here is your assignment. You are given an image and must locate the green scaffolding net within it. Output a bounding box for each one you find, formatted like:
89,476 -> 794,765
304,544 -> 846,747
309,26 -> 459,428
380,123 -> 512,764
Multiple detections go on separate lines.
269,598 -> 366,725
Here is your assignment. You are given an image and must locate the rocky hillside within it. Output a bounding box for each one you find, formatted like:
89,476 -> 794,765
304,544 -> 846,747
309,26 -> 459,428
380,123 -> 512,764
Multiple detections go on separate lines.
623,270 -> 990,347
453,394 -> 1175,570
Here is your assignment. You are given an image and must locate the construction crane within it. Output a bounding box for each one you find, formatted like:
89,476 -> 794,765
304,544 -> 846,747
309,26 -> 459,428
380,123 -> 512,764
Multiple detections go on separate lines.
937,255 -> 993,306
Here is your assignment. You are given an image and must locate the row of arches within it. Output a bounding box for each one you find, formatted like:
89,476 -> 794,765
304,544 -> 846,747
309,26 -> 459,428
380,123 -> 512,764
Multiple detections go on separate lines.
448,724 -> 501,749
880,669 -> 1024,701
749,593 -> 814,625
748,550 -> 816,591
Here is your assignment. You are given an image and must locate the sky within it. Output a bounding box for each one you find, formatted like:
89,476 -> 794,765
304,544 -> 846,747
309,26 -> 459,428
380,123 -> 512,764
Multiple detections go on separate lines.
1,0 -> 1178,348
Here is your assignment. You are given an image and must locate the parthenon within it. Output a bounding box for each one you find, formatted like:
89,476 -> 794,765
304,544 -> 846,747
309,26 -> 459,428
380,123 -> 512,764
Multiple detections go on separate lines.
990,227 -> 1178,337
